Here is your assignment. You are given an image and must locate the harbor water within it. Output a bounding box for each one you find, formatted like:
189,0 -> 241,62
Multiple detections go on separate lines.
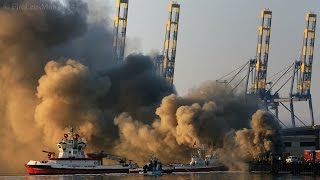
1,172 -> 320,180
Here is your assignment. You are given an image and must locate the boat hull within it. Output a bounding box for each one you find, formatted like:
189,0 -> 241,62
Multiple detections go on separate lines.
139,170 -> 162,176
172,165 -> 227,173
26,165 -> 131,175
129,168 -> 173,174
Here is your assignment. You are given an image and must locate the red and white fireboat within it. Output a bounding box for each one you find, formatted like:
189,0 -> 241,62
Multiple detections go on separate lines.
25,128 -> 138,175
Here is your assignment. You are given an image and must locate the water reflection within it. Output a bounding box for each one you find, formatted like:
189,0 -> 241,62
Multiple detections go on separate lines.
3,172 -> 320,180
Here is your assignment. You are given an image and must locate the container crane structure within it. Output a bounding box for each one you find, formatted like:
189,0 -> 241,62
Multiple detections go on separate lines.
160,2 -> 181,86
246,11 -> 317,127
215,10 -> 317,128
245,9 -> 279,114
154,54 -> 164,77
276,13 -> 317,127
113,0 -> 129,62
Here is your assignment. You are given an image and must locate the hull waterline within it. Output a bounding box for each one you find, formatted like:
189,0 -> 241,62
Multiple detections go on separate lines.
25,165 -> 130,175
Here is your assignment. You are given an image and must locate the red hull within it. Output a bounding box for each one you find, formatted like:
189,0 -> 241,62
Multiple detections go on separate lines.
26,165 -> 130,175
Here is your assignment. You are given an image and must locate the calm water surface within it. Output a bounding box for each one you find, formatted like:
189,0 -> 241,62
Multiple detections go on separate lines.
1,172 -> 320,180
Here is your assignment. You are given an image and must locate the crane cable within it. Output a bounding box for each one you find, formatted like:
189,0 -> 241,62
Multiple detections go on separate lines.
268,63 -> 295,82
216,61 -> 249,82
266,63 -> 294,93
231,68 -> 253,93
268,111 -> 288,128
225,62 -> 249,87
279,102 -> 307,126
274,67 -> 299,95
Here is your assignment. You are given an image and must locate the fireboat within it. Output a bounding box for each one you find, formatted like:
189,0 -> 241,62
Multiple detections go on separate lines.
169,146 -> 227,173
25,128 -> 138,175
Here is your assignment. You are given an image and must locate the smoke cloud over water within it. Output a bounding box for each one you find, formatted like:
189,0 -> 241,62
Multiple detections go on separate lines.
0,0 -> 283,175
113,83 -> 283,169
216,110 -> 284,171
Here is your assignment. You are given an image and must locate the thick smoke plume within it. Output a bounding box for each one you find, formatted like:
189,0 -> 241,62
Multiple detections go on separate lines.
113,83 -> 283,168
0,0 -> 171,174
217,110 -> 284,171
35,59 -> 107,147
0,0 -> 283,175
0,0 -> 90,174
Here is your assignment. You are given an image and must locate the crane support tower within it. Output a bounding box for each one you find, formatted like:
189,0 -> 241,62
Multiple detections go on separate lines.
252,9 -> 272,95
246,9 -> 278,113
154,54 -> 164,76
113,0 -> 129,62
288,12 -> 317,127
162,2 -> 180,86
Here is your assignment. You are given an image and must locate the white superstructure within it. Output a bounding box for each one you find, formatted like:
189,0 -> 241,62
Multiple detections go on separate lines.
25,128 -> 138,175
57,128 -> 86,159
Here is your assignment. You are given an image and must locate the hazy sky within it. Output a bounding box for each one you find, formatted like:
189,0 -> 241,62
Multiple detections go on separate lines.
106,0 -> 320,127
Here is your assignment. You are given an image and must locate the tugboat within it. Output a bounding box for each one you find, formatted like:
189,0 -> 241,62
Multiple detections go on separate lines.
140,156 -> 163,176
129,155 -> 166,176
130,156 -> 163,176
169,146 -> 227,173
25,128 -> 138,175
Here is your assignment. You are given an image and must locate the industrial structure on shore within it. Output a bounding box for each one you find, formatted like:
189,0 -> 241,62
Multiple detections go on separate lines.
216,9 -> 318,158
156,2 -> 180,87
113,0 -> 129,62
111,0 -> 320,158
217,9 -> 317,128
112,0 -> 181,87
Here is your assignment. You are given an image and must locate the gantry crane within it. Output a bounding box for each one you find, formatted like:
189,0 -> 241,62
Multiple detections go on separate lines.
161,2 -> 180,86
248,9 -> 272,95
245,9 -> 279,113
278,13 -> 317,127
113,0 -> 129,62
218,10 -> 316,127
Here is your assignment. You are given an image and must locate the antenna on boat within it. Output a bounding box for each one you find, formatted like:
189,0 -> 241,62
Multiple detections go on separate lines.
69,119 -> 72,132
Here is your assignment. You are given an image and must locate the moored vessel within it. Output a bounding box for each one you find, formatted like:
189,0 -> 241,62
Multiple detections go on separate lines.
169,146 -> 227,173
25,128 -> 138,175
129,155 -> 175,175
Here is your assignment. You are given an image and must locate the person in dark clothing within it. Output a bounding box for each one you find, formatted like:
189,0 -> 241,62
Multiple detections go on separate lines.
143,164 -> 148,173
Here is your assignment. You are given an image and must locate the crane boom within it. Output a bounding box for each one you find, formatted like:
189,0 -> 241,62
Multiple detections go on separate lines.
298,13 -> 316,96
162,2 -> 180,86
253,9 -> 272,94
288,12 -> 317,127
245,9 -> 280,117
113,0 -> 129,62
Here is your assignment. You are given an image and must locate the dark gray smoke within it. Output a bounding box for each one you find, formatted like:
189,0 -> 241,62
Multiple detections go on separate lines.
183,82 -> 260,147
0,0 -> 172,175
0,0 -> 283,175
48,23 -> 113,72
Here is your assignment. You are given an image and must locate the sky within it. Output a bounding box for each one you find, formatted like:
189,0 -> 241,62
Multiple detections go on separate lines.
105,0 -> 320,127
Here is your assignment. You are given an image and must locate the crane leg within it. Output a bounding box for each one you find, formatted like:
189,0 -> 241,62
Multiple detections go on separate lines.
308,96 -> 315,126
290,97 -> 295,127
